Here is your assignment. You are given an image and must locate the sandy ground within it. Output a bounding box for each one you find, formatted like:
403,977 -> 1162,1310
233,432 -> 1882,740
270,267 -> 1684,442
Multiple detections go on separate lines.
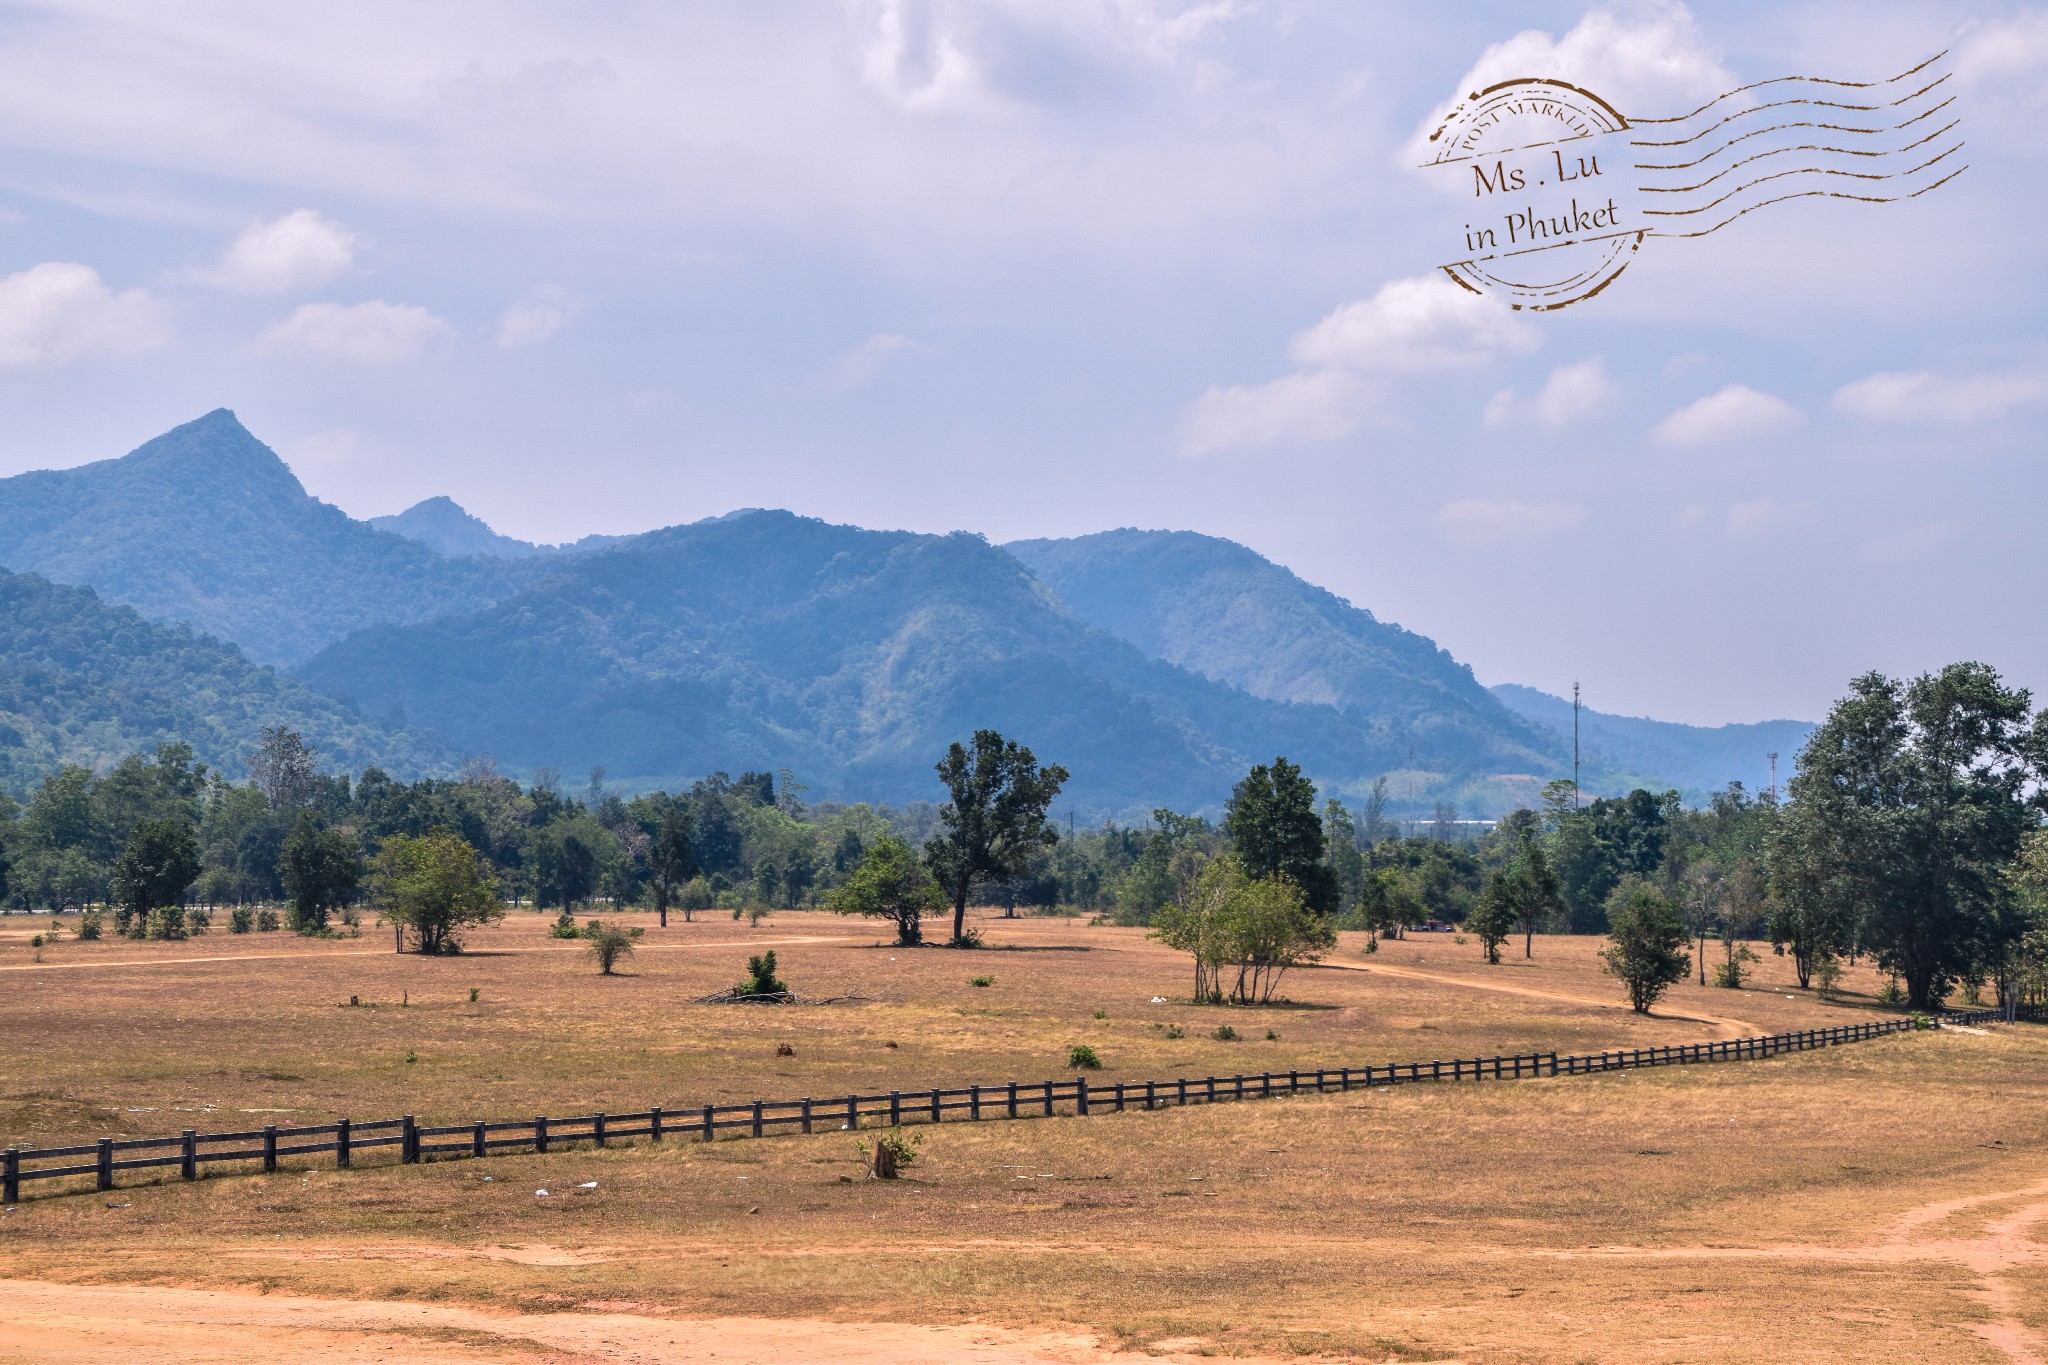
0,1278 -> 1301,1365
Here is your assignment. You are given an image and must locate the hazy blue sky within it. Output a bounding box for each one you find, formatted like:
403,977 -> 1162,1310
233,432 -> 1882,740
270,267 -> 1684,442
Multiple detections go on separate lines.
0,1 -> 2040,726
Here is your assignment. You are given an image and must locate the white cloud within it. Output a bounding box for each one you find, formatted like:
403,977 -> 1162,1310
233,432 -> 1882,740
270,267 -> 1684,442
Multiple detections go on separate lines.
833,331 -> 923,390
1652,384 -> 1801,447
0,262 -> 169,368
1832,368 -> 2048,424
1435,498 -> 1584,546
495,285 -> 577,349
1955,13 -> 2048,86
1483,358 -> 1616,429
1179,369 -> 1380,456
1290,275 -> 1538,374
1408,2 -> 1732,159
256,300 -> 451,365
288,427 -> 365,467
209,209 -> 358,293
1726,499 -> 1803,538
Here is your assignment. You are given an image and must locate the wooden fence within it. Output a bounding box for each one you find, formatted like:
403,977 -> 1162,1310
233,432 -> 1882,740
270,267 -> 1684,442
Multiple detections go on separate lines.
2,1010 -> 2023,1205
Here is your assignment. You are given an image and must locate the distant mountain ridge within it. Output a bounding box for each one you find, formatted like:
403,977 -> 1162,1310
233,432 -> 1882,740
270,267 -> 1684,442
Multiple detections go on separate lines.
298,511 -> 1518,809
0,567 -> 449,792
1490,684 -> 1813,799
0,411 -> 542,665
0,410 -> 1814,810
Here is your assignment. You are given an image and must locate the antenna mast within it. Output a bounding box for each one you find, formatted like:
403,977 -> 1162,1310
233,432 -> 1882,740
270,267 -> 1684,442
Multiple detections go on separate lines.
1572,681 -> 1582,809
1767,752 -> 1778,805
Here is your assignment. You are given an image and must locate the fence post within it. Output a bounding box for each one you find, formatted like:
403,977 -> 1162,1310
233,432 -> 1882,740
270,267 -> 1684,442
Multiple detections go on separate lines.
337,1118 -> 351,1169
930,1088 -> 941,1123
401,1116 -> 417,1164
472,1122 -> 486,1159
1007,1081 -> 1018,1119
969,1086 -> 981,1122
595,1112 -> 607,1148
262,1125 -> 278,1174
751,1101 -> 764,1138
3,1148 -> 17,1205
1043,1080 -> 1054,1116
1177,1078 -> 1188,1106
1076,1078 -> 1090,1116
702,1105 -> 714,1142
536,1115 -> 550,1154
889,1092 -> 901,1127
652,1105 -> 664,1142
1113,1082 -> 1125,1112
800,1098 -> 812,1134
1207,1076 -> 1217,1103
97,1137 -> 113,1191
1146,1080 -> 1157,1110
181,1130 -> 197,1181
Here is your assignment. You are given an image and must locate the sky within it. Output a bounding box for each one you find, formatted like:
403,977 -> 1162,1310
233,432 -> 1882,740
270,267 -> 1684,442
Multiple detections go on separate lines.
0,1 -> 2042,727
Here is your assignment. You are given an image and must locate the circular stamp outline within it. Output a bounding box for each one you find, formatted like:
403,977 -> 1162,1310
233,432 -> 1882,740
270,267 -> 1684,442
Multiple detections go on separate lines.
1424,77 -> 1643,312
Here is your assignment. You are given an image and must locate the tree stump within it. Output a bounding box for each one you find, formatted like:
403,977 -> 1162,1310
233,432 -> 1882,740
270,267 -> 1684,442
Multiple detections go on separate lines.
868,1141 -> 898,1180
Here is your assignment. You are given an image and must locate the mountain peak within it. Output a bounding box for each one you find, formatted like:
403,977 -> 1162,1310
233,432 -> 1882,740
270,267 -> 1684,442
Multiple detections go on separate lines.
370,496 -> 547,559
119,408 -> 307,500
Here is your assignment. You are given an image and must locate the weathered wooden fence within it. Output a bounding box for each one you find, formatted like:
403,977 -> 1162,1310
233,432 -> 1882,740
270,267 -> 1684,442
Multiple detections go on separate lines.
2,1010 -> 2022,1204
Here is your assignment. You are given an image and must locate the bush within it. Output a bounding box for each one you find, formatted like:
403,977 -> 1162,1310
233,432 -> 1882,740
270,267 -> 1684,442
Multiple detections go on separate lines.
228,906 -> 254,934
549,910 -> 580,939
859,1128 -> 920,1179
1163,1024 -> 1184,1039
184,908 -> 211,937
1264,1029 -> 1278,1041
77,910 -> 102,941
1067,1044 -> 1102,1069
1212,1024 -> 1239,1041
256,908 -> 281,932
1713,944 -> 1759,989
1878,976 -> 1907,1006
1600,883 -> 1691,1013
582,920 -> 644,975
968,975 -> 994,987
737,950 -> 787,997
1813,954 -> 1844,1000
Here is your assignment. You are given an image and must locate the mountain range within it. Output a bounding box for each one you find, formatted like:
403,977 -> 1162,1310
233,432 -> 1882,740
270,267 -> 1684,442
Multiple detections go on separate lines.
0,410 -> 1812,812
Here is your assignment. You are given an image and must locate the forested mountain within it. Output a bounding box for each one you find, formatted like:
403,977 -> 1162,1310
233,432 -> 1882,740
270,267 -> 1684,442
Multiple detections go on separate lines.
1006,527 -> 1558,757
297,512 -> 1545,810
1490,684 -> 1813,799
0,411 -> 540,664
0,568 -> 450,792
369,496 -> 631,559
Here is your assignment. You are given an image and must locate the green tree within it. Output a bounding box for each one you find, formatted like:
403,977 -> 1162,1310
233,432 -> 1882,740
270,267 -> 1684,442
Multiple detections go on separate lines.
530,820 -> 601,914
369,830 -> 503,954
1224,757 -> 1337,913
278,813 -> 363,933
112,817 -> 200,940
1498,843 -> 1566,958
1774,663 -> 2042,1008
647,805 -> 697,926
925,730 -> 1069,945
1354,866 -> 1421,946
1600,881 -> 1691,1013
1151,854 -> 1335,1005
1466,877 -> 1517,964
828,835 -> 946,946
250,726 -> 321,809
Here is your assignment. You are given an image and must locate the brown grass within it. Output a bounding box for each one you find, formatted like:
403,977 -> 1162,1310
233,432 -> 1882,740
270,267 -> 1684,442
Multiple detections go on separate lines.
2,909 -> 2041,1363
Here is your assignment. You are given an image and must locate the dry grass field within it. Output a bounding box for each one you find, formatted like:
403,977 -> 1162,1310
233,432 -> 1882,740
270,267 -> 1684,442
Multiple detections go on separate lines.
1,908 -> 2044,1364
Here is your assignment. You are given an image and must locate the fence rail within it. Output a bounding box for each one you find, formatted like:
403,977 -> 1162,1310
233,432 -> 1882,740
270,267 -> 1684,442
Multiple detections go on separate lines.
2,1009 -> 2026,1204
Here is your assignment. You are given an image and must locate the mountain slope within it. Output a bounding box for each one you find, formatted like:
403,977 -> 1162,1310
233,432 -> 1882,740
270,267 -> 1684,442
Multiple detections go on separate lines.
1005,528 -> 1560,767
298,513 -> 1548,810
0,568 -> 452,793
0,411 -> 539,664
1490,684 -> 1813,798
368,496 -> 552,558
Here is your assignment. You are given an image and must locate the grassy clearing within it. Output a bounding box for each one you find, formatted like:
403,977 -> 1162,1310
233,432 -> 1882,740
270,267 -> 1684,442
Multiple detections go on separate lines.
3,909 -> 2039,1363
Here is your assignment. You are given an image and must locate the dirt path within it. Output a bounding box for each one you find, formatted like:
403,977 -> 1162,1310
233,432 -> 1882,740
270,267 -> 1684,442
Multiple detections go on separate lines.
1512,1178 -> 2048,1363
1315,958 -> 1763,1037
0,936 -> 859,974
0,1278 -> 1291,1365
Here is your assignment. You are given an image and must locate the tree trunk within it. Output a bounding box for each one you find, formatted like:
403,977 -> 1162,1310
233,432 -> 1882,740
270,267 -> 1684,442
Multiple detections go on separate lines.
951,881 -> 969,944
655,882 -> 669,928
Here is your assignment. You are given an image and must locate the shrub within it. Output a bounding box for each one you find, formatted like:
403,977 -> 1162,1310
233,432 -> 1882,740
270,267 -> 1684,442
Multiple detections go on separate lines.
968,975 -> 994,988
549,910 -> 580,939
469,987 -> 480,1002
737,950 -> 787,997
1600,883 -> 1691,1013
29,934 -> 42,949
1813,954 -> 1844,1000
1713,944 -> 1759,989
859,1128 -> 920,1179
229,907 -> 254,934
77,910 -> 102,941
1212,1024 -> 1239,1041
147,906 -> 187,941
184,908 -> 211,937
1163,1024 -> 1184,1039
1092,1007 -> 1108,1020
1264,1029 -> 1279,1041
582,920 -> 644,975
1877,976 -> 1907,1007
1067,1044 -> 1102,1069
404,1049 -> 417,1064
256,908 -> 281,932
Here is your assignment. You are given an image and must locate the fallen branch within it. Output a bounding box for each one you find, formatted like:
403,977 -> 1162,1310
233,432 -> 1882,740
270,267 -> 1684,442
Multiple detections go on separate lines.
691,987 -> 875,1006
